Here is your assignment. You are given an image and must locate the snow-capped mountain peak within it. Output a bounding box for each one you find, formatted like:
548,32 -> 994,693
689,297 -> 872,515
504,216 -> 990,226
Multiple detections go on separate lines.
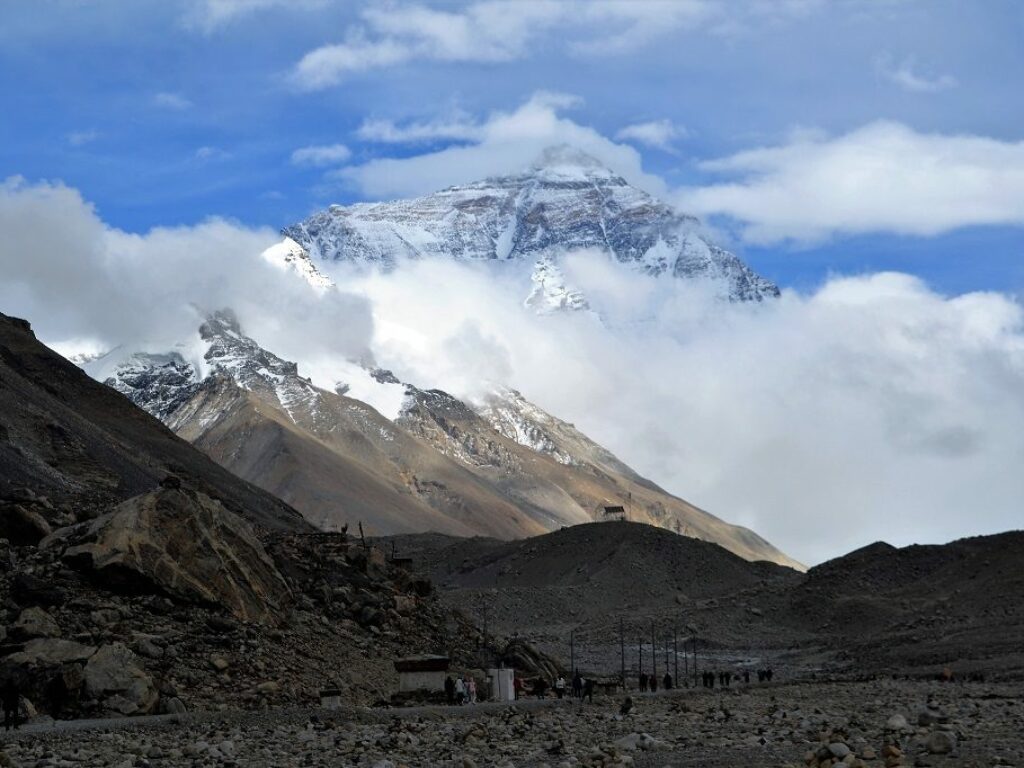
279,144 -> 779,304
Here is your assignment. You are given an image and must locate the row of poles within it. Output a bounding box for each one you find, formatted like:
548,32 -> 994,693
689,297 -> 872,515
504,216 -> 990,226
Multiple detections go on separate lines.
570,619 -> 699,688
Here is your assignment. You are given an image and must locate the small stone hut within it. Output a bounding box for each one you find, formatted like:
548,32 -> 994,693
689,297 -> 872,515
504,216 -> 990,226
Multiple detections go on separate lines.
393,654 -> 451,692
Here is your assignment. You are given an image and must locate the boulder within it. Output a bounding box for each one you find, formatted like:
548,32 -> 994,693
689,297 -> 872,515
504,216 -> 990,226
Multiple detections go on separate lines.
1,503 -> 52,545
11,607 -> 61,640
61,487 -> 291,625
83,643 -> 158,715
925,731 -> 956,754
5,638 -> 96,667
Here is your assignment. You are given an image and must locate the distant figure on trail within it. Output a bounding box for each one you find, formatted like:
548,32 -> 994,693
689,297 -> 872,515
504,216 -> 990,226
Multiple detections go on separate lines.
709,671 -> 715,689
663,672 -> 672,690
468,677 -> 477,704
534,678 -> 548,699
766,667 -> 774,682
649,674 -> 657,693
444,675 -> 455,705
1,675 -> 20,731
583,678 -> 595,703
555,676 -> 566,699
454,676 -> 466,705
572,671 -> 583,699
743,670 -> 750,684
639,673 -> 647,692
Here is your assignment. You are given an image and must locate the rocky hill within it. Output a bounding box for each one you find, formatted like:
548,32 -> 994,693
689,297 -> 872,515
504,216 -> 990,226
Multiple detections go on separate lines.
383,523 -> 1024,681
282,145 -> 779,308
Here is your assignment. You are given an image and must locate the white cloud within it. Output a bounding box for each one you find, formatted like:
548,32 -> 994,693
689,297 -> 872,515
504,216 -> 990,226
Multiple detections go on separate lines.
678,121 -> 1024,244
330,255 -> 1024,566
182,0 -> 325,33
0,176 -> 372,374
876,54 -> 957,93
290,143 -> 352,167
153,92 -> 193,110
67,130 -> 99,147
337,92 -> 666,198
570,0 -> 714,54
290,1 -> 719,89
194,145 -> 230,162
615,119 -> 687,152
356,112 -> 484,144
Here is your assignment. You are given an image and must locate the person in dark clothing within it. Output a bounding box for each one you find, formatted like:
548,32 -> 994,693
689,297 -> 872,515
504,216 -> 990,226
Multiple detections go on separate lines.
649,674 -> 657,693
663,673 -> 672,690
638,673 -> 647,692
1,676 -> 20,731
766,667 -> 774,682
583,678 -> 595,704
534,678 -> 548,699
572,671 -> 583,699
743,670 -> 750,684
709,671 -> 715,689
444,675 -> 456,705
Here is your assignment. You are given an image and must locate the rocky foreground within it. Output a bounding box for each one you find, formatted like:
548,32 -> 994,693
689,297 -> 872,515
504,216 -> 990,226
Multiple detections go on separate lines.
1,680 -> 1020,768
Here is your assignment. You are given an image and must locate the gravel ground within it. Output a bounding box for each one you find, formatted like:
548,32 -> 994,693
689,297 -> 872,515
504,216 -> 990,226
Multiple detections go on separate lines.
0,680 -> 1020,767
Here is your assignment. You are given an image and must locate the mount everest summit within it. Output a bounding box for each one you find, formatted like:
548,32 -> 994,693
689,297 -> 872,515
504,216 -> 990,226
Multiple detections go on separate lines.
78,147 -> 801,569
279,146 -> 779,309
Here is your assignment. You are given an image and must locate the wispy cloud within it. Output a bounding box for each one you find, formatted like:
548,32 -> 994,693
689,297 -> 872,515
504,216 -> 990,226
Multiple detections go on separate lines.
876,54 -> 957,93
153,92 -> 193,110
290,1 -> 727,90
678,121 -> 1024,243
67,130 -> 100,147
290,143 -> 351,167
356,111 -> 484,144
194,145 -> 230,162
615,119 -> 687,152
182,0 -> 325,33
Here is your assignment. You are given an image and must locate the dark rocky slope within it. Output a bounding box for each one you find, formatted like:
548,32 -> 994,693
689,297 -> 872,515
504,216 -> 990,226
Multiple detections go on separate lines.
0,312 -> 307,536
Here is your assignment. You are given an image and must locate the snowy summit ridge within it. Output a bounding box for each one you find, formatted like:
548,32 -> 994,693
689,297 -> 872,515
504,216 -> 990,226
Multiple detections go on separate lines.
281,145 -> 778,305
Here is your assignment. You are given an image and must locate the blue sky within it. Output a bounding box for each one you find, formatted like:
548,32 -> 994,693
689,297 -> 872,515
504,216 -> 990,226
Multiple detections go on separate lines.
1,0 -> 1023,295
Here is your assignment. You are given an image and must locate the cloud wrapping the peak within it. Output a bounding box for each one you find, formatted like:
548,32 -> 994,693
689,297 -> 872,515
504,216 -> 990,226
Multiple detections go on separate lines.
337,92 -> 666,198
678,121 -> 1024,244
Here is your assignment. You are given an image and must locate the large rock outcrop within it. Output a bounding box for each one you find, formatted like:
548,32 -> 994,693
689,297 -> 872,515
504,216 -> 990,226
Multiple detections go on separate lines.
58,485 -> 291,626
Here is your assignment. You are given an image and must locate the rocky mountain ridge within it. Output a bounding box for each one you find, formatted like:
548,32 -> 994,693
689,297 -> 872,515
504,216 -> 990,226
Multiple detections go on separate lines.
93,311 -> 802,568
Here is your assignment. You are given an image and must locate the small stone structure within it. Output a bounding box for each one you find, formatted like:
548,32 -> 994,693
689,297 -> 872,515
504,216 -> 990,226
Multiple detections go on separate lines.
394,654 -> 450,693
319,688 -> 342,709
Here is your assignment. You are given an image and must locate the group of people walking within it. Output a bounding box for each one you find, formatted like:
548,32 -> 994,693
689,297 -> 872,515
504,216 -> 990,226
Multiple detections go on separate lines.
524,671 -> 595,702
443,675 -> 478,705
637,672 -> 673,692
699,667 -> 772,688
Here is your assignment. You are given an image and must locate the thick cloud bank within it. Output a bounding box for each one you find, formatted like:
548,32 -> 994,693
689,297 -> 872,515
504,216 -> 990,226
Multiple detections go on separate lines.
0,177 -> 372,365
3,177 -> 1023,565
334,255 -> 1024,565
